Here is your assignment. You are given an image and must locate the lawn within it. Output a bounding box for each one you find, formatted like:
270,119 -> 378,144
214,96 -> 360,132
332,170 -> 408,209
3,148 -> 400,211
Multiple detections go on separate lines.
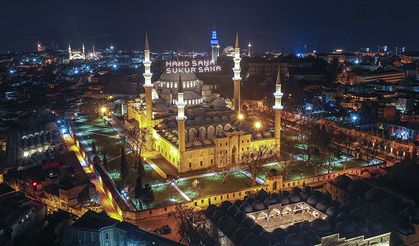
175,172 -> 256,200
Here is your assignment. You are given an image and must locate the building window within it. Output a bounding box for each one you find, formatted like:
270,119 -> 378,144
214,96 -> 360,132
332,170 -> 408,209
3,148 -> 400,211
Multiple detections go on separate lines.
200,161 -> 203,166
189,163 -> 192,168
105,233 -> 109,240
210,159 -> 213,164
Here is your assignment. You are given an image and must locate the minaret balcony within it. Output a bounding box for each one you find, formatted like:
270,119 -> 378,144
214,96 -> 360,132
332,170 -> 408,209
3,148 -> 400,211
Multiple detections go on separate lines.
273,105 -> 283,110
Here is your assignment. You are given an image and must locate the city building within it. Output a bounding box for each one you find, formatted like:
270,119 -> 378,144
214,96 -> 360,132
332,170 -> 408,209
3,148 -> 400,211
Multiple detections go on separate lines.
327,173 -> 419,245
0,183 -> 47,246
67,210 -> 180,246
203,186 -> 391,245
127,33 -> 283,173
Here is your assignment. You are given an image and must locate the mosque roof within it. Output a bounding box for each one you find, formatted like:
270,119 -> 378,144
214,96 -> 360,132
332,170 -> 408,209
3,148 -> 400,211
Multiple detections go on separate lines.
159,71 -> 198,82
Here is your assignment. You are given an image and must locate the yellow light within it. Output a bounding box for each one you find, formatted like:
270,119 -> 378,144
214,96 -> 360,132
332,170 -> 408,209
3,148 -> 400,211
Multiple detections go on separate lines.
100,106 -> 107,113
238,113 -> 244,120
254,121 -> 262,129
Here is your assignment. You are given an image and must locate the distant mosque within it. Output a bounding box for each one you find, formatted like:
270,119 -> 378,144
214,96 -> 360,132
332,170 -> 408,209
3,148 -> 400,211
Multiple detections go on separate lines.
68,44 -> 86,60
68,44 -> 99,60
127,30 -> 283,173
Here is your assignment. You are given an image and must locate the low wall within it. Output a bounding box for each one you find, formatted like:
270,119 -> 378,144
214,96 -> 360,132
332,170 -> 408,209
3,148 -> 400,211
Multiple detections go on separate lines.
281,162 -> 385,190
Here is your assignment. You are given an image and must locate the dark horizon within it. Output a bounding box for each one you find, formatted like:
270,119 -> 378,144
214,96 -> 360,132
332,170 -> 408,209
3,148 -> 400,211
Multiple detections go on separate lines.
2,0 -> 419,53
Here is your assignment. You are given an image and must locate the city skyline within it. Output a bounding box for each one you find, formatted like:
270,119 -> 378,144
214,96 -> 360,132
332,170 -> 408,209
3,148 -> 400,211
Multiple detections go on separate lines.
1,0 -> 419,52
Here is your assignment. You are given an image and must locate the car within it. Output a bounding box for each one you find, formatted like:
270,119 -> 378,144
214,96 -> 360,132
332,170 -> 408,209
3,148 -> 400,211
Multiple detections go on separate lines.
154,225 -> 171,235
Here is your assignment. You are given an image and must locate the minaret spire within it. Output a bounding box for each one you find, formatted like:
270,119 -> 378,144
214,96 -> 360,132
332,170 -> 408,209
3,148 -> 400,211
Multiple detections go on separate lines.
232,31 -> 242,112
143,32 -> 153,127
145,32 -> 149,51
273,67 -> 283,152
176,74 -> 187,171
235,31 -> 240,49
178,74 -> 183,93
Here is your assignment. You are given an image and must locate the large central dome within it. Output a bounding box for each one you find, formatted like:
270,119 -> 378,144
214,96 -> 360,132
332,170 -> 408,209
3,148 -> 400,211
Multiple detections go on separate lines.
155,71 -> 203,91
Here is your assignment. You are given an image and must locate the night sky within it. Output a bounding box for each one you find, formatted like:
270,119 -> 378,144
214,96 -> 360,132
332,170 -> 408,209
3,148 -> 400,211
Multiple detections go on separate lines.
1,0 -> 419,53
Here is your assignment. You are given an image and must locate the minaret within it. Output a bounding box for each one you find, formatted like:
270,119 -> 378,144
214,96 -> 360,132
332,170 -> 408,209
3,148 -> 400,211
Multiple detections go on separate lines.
248,41 -> 252,57
143,32 -> 153,127
176,75 -> 187,170
210,29 -> 219,64
68,44 -> 72,60
233,32 -> 242,112
273,68 -> 284,151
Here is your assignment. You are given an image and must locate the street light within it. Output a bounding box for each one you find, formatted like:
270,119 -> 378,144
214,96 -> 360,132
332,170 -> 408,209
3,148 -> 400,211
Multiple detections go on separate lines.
238,113 -> 244,120
100,106 -> 107,114
254,121 -> 262,130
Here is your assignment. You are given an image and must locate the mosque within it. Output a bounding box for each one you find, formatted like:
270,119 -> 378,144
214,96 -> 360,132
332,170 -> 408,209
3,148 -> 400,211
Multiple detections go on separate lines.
127,31 -> 283,173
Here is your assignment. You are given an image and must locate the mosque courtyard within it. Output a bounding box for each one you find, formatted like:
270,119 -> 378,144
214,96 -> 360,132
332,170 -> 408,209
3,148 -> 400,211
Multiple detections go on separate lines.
71,110 -> 372,211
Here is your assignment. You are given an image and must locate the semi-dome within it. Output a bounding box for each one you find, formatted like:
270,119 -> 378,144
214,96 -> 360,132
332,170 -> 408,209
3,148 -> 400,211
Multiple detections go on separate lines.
212,98 -> 227,108
183,91 -> 202,100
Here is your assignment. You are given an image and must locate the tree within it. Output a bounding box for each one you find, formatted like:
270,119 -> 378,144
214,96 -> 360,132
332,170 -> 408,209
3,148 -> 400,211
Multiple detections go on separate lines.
176,206 -> 218,245
103,153 -> 108,170
120,146 -> 129,181
129,127 -> 154,169
91,141 -> 97,154
241,146 -> 275,186
274,153 -> 296,181
77,185 -> 90,205
337,68 -> 356,84
137,156 -> 145,177
135,175 -> 143,210
141,183 -> 154,205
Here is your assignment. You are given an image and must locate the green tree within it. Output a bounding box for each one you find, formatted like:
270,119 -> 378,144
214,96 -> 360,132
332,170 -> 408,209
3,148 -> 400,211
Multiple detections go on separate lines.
120,146 -> 129,182
241,146 -> 275,186
135,175 -> 143,210
103,153 -> 108,170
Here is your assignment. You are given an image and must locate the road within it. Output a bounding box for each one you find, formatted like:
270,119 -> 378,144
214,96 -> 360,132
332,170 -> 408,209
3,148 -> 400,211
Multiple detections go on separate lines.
63,133 -> 123,220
